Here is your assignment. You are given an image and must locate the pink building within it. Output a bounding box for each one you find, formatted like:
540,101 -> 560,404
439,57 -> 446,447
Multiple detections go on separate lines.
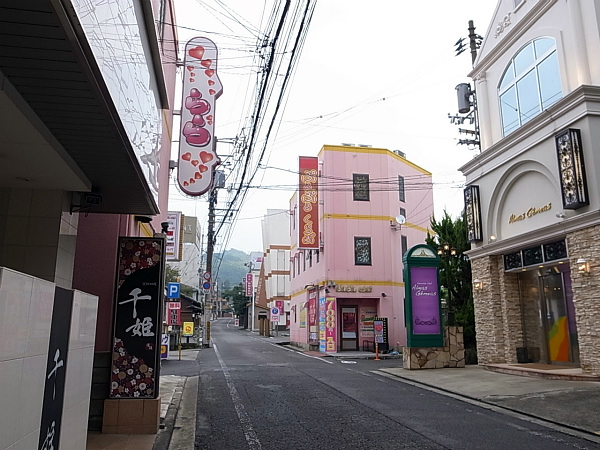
289,145 -> 434,352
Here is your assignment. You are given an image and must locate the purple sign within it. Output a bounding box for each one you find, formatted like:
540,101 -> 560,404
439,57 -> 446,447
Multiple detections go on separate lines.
410,267 -> 441,335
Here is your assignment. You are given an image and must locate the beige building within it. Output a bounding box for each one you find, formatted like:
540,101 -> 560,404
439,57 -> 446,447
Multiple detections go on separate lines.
461,0 -> 600,375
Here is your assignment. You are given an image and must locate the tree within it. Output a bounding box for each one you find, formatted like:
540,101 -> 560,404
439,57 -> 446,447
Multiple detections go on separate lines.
165,265 -> 197,298
222,283 -> 247,317
425,210 -> 476,354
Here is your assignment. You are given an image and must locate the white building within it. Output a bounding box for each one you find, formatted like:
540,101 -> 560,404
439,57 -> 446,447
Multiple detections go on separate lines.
460,0 -> 600,375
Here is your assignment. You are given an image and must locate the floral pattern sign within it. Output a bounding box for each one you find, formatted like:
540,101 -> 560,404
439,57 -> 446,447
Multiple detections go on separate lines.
110,238 -> 165,399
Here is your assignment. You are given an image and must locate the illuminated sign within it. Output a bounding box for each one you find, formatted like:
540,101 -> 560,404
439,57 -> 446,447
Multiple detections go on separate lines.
178,37 -> 223,196
298,156 -> 319,249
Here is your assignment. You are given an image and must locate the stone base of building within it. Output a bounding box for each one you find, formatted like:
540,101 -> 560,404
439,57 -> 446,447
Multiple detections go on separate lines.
102,397 -> 160,434
403,326 -> 465,370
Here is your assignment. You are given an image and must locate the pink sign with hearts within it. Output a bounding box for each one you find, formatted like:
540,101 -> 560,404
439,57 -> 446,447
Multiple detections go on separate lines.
178,37 -> 223,196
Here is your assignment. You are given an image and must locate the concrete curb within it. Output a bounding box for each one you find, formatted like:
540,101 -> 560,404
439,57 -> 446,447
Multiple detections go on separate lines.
153,378 -> 185,450
168,376 -> 198,450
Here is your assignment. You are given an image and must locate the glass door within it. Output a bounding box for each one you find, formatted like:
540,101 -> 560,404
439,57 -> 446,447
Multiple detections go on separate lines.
541,273 -> 571,363
341,307 -> 358,350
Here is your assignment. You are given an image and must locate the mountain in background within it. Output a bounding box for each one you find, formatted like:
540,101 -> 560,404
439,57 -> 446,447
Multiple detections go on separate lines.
214,248 -> 253,290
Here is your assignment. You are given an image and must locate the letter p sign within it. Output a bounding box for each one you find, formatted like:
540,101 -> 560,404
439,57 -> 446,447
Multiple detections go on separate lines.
167,282 -> 180,299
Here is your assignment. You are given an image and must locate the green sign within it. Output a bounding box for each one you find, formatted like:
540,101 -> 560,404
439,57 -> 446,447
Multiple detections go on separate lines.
403,244 -> 443,347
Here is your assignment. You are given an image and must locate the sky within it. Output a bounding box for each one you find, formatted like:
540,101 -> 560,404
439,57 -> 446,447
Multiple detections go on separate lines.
168,0 -> 499,254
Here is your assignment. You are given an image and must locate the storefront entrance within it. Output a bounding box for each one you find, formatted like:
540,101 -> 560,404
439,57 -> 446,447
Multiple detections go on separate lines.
518,266 -> 579,364
341,307 -> 358,350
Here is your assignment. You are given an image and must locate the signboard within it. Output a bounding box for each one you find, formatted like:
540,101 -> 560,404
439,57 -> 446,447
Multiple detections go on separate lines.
411,267 -> 441,335
110,237 -> 165,399
308,289 -> 318,344
183,322 -> 194,337
403,244 -> 443,347
166,212 -> 183,261
275,300 -> 284,315
325,297 -> 337,353
298,156 -> 319,249
374,320 -> 384,343
167,282 -> 180,299
161,334 -> 170,359
270,307 -> 280,322
245,273 -> 254,297
178,37 -> 223,196
169,307 -> 181,326
38,287 -> 74,450
318,297 -> 326,352
168,301 -> 181,310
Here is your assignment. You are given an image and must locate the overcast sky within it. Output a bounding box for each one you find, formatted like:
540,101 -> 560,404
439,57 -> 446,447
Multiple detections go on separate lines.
168,1 -> 498,253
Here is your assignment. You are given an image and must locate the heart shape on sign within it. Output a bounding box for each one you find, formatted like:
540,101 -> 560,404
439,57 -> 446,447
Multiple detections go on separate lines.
189,78 -> 194,82
191,160 -> 199,166
209,89 -> 216,96
208,80 -> 215,86
200,59 -> 212,68
194,172 -> 203,179
199,164 -> 209,173
187,66 -> 194,72
205,69 -> 215,77
188,46 -> 205,60
189,178 -> 196,184
182,152 -> 192,161
199,151 -> 214,163
183,181 -> 189,186
190,72 -> 195,77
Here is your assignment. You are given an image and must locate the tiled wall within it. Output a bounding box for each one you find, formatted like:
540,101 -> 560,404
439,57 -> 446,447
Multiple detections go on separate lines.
0,267 -> 98,450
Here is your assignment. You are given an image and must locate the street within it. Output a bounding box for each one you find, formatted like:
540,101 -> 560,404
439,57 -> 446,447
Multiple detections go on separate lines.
160,319 -> 600,450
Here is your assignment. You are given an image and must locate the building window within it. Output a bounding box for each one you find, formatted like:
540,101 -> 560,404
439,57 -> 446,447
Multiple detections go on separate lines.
400,207 -> 406,219
291,260 -> 295,279
398,176 -> 405,202
354,237 -> 372,265
307,250 -> 313,268
401,235 -> 408,257
499,37 -> 561,136
315,249 -> 320,264
353,174 -> 370,201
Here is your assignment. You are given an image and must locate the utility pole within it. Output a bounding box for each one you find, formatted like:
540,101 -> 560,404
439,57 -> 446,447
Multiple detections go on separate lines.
468,20 -> 479,66
204,188 -> 217,347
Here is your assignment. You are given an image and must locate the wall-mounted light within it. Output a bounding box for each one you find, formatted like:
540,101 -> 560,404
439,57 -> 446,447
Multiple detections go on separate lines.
473,279 -> 483,290
325,288 -> 330,294
576,258 -> 590,274
381,293 -> 387,298
489,235 -> 497,243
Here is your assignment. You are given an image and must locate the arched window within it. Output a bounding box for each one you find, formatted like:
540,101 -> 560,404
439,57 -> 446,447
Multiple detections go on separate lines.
499,38 -> 562,136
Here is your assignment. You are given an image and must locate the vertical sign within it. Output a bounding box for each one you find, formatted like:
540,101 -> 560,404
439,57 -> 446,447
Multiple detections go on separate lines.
308,289 -> 318,344
110,238 -> 165,399
166,212 -> 182,261
169,307 -> 181,326
325,297 -> 337,353
410,267 -> 442,335
183,322 -> 194,336
161,334 -> 170,360
178,37 -> 223,196
245,273 -> 254,297
38,287 -> 74,450
318,296 -> 326,352
299,156 -> 319,249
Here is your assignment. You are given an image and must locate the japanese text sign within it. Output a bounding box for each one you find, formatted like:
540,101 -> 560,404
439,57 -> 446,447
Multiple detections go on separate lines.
110,238 -> 165,399
299,156 -> 319,249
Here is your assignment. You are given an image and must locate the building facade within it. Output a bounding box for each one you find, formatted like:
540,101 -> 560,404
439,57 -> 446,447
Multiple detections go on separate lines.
0,0 -> 178,447
289,145 -> 434,352
461,0 -> 600,374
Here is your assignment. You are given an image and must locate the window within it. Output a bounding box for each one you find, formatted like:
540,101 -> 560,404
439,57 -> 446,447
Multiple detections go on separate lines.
315,249 -> 320,264
499,38 -> 561,136
399,207 -> 406,219
398,176 -> 405,202
354,237 -> 372,265
401,235 -> 408,257
353,174 -> 370,201
307,250 -> 313,268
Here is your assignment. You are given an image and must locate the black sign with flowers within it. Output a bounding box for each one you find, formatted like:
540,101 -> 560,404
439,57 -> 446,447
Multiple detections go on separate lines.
110,238 -> 165,399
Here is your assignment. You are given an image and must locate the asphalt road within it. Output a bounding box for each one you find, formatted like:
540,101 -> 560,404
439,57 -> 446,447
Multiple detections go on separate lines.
161,319 -> 600,450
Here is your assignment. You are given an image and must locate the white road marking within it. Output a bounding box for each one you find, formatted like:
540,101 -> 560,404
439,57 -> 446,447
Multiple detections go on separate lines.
268,342 -> 334,364
213,343 -> 263,450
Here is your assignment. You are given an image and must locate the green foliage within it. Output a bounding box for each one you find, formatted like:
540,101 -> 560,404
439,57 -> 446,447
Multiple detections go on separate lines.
214,249 -> 252,290
165,265 -> 180,283
222,283 -> 247,316
425,210 -> 476,350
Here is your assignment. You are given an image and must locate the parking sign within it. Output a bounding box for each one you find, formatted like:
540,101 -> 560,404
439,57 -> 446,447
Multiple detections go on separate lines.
167,282 -> 180,298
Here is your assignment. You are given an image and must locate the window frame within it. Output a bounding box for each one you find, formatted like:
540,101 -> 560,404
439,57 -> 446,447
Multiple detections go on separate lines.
353,173 -> 370,201
498,37 -> 561,136
354,236 -> 372,266
398,176 -> 405,202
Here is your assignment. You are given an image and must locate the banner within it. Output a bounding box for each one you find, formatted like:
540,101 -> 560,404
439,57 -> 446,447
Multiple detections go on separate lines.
299,156 -> 319,249
325,297 -> 337,353
110,238 -> 164,399
245,273 -> 254,297
166,212 -> 183,261
178,37 -> 223,196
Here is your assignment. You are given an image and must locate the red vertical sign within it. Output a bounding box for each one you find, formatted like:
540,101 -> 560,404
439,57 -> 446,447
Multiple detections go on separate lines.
245,273 -> 254,297
299,156 -> 319,249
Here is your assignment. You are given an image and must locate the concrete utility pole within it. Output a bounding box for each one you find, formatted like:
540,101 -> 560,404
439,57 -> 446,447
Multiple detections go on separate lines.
204,189 -> 217,347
